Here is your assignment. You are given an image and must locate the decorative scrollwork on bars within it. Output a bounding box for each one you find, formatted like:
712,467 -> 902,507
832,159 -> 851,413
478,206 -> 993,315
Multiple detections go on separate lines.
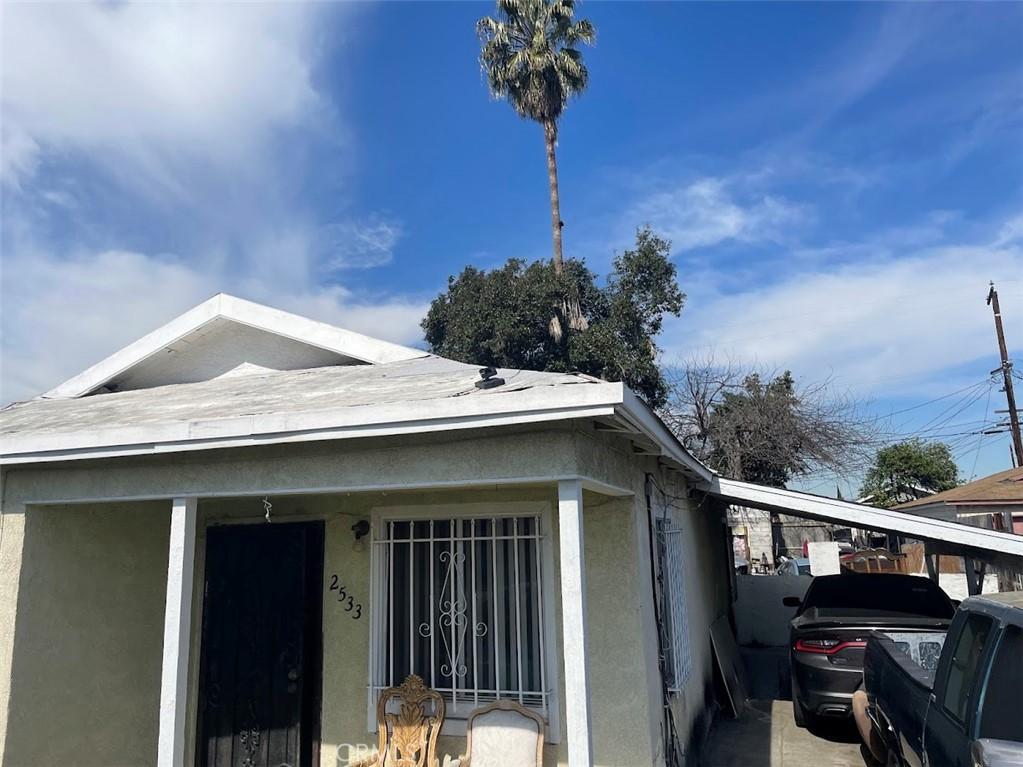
422,548 -> 488,680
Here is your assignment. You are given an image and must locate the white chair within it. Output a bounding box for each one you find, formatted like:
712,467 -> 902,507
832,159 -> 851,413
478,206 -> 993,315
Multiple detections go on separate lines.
452,700 -> 545,767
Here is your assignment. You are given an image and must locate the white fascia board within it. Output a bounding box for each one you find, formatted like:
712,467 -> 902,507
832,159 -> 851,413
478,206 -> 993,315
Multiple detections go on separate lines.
43,296 -> 224,399
1,383 -> 622,464
617,387 -> 714,484
42,293 -> 427,400
709,477 -> 1023,559
217,294 -> 426,365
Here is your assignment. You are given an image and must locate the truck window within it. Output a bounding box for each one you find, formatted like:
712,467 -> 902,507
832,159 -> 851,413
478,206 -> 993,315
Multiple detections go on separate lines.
978,625 -> 1023,742
942,613 -> 994,726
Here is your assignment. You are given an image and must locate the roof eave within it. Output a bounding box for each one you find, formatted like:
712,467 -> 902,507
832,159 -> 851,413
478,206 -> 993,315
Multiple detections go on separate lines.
1,382 -> 624,465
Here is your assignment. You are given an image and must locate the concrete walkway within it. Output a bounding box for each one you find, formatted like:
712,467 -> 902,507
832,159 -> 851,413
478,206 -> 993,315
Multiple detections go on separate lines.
700,700 -> 869,767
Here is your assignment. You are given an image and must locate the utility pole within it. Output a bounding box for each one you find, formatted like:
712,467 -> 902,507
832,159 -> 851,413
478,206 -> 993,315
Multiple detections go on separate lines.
987,282 -> 1023,467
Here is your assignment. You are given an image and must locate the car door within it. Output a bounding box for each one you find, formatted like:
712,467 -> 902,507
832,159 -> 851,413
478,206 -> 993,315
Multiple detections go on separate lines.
924,611 -> 996,767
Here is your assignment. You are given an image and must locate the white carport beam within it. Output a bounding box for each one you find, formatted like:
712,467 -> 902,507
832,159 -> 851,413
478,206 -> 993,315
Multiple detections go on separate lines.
558,479 -> 593,767
709,477 -> 1023,559
158,497 -> 198,767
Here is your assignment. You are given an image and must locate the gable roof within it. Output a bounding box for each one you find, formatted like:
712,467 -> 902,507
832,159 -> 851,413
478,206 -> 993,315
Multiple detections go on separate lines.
0,295 -> 712,481
895,466 -> 1023,511
41,293 -> 426,400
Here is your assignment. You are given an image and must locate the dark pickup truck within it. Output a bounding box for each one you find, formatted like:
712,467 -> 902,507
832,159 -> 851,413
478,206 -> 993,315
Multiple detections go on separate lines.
864,591 -> 1023,767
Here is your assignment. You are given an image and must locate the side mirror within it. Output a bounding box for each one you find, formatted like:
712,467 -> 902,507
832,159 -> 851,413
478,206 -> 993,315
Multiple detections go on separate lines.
783,596 -> 801,608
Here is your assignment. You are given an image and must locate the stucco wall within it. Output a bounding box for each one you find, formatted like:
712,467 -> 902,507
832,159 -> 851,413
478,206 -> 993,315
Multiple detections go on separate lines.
0,425 -> 722,767
2,502 -> 169,766
657,476 -> 730,762
180,486 -> 660,767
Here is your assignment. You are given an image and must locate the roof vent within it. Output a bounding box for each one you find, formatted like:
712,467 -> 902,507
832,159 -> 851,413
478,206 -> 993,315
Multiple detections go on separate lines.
475,366 -> 505,390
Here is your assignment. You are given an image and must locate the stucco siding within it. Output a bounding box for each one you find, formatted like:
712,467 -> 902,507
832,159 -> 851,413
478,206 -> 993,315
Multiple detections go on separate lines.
658,477 -> 729,761
580,495 -> 659,766
0,429 -> 583,508
0,427 -> 722,767
2,502 -> 169,766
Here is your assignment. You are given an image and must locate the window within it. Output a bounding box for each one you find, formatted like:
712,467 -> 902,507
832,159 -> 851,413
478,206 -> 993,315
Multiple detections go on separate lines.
941,613 -> 994,725
370,513 -> 554,725
656,517 -> 692,692
978,625 -> 1023,742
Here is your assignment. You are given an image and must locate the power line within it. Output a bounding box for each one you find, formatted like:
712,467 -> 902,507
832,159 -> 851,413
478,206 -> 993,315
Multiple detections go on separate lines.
876,379 -> 995,420
968,384 -> 995,481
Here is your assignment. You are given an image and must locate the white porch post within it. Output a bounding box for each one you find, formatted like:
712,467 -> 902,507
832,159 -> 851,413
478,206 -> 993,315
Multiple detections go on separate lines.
158,496 -> 198,767
558,479 -> 593,767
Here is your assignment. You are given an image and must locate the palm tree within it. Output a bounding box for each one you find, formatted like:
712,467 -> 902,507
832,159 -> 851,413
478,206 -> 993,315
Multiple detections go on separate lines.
477,0 -> 595,277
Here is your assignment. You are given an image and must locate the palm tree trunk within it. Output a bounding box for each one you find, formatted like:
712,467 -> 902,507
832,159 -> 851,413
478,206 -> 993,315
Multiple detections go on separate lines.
544,120 -> 564,275
543,119 -> 587,340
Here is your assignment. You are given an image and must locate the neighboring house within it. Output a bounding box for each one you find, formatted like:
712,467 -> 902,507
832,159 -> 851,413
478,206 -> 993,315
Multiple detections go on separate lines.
0,295 -> 729,767
3,295 -> 1022,767
895,467 -> 1023,591
894,466 -> 1023,534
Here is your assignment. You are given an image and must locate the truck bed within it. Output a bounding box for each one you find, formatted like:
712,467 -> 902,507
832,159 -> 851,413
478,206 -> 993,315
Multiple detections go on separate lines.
864,631 -> 946,766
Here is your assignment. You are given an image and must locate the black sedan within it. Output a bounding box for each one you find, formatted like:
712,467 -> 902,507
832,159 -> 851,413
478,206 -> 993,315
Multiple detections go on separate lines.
786,571 -> 954,728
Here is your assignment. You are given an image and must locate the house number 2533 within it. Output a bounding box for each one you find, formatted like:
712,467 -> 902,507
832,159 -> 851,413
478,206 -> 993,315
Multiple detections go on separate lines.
328,575 -> 362,619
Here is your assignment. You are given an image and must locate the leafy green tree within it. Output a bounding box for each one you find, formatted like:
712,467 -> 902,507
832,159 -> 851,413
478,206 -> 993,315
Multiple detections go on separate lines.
477,0 -> 595,275
423,227 -> 684,406
859,439 -> 959,508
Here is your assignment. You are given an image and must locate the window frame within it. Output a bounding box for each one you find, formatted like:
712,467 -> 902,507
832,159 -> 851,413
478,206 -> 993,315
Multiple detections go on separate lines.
937,611 -> 995,728
367,501 -> 561,742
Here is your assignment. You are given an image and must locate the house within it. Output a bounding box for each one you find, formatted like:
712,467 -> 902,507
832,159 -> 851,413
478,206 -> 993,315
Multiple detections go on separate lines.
895,467 -> 1023,591
0,294 -> 729,767
894,466 -> 1023,534
3,295 -> 1023,767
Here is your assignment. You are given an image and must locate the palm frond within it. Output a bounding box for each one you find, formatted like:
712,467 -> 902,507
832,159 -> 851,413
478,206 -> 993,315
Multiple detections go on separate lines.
476,0 -> 594,124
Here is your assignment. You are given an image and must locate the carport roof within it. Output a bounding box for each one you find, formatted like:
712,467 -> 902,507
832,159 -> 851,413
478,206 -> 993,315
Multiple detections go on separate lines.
707,476 -> 1023,561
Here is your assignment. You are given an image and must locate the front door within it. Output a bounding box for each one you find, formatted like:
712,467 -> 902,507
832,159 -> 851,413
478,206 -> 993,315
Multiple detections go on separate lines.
196,521 -> 324,767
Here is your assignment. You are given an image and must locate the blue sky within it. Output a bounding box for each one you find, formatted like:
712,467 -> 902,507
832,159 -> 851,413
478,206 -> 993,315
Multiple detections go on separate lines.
2,1 -> 1021,493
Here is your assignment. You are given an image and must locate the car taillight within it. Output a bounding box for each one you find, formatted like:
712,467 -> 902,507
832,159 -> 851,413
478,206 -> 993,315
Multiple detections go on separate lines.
794,638 -> 867,655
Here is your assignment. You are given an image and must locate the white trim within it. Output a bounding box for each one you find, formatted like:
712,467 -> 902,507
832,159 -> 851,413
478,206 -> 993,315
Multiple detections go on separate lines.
2,385 -> 622,465
19,474 -> 633,507
42,293 -> 425,399
365,501 -> 562,743
709,477 -> 1023,559
557,479 -> 593,767
619,388 -> 714,483
157,497 -> 197,767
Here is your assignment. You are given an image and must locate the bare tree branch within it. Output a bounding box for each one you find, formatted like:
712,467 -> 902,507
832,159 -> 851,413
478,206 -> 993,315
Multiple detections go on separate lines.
661,352 -> 881,486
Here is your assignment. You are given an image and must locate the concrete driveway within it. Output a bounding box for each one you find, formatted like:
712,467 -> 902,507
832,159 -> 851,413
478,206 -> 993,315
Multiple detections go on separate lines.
699,700 -> 871,767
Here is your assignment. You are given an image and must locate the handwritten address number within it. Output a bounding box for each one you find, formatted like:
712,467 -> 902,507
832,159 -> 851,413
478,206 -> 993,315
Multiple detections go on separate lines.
328,574 -> 362,619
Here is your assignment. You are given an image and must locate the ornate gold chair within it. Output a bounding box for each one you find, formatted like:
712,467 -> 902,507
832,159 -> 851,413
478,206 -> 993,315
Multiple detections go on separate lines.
451,700 -> 545,767
354,674 -> 446,767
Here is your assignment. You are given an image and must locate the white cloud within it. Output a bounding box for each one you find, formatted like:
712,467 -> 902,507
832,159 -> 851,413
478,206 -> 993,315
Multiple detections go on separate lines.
1,2 -> 327,191
660,215 -> 1023,395
0,2 -> 432,404
325,215 -> 405,270
625,177 -> 808,251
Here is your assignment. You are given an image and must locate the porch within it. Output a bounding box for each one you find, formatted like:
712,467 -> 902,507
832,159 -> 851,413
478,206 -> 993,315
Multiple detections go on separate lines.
0,429 -> 675,767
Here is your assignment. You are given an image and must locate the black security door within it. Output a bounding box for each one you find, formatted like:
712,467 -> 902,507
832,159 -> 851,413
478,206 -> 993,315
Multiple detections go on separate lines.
196,521 -> 323,767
